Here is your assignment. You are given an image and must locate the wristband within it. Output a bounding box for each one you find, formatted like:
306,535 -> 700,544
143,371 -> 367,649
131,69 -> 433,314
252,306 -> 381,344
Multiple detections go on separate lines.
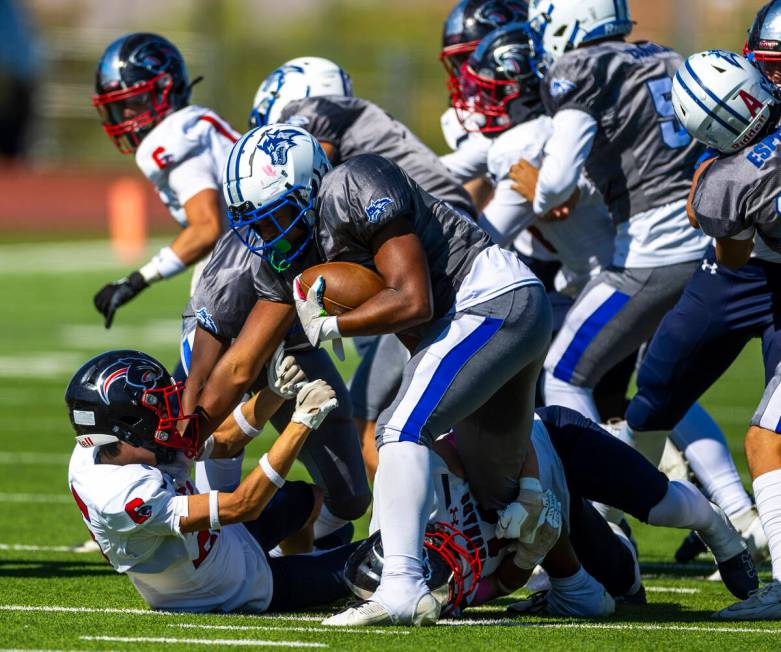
233,402 -> 261,438
208,490 -> 221,530
259,453 -> 286,488
519,477 -> 543,493
139,246 -> 186,283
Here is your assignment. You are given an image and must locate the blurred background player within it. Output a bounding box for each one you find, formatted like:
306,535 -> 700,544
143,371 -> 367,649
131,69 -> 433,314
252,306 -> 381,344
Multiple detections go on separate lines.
91,33 -> 238,331
672,48 -> 781,620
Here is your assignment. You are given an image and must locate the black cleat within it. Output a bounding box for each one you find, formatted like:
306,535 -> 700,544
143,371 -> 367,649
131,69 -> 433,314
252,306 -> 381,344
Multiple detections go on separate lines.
717,548 -> 759,600
675,530 -> 708,563
616,584 -> 647,606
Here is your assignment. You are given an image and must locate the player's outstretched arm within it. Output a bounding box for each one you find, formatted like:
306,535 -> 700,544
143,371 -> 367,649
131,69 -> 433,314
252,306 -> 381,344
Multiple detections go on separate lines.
168,189 -> 224,266
333,219 -> 434,337
180,380 -> 337,532
187,300 -> 296,441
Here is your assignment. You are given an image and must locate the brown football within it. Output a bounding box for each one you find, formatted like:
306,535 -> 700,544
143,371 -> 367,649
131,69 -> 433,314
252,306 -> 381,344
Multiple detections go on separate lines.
299,262 -> 385,315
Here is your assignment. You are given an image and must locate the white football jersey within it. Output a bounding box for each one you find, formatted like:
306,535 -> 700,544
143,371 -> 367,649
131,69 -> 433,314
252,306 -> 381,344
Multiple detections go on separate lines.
439,108 -> 492,184
67,445 -> 273,613
135,105 -> 240,228
483,116 -> 616,296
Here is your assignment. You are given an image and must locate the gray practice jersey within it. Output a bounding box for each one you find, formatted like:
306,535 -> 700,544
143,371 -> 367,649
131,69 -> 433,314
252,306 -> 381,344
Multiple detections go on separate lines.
280,96 -> 477,218
691,119 -> 781,254
188,231 -> 309,349
542,41 -> 703,223
313,154 -> 526,335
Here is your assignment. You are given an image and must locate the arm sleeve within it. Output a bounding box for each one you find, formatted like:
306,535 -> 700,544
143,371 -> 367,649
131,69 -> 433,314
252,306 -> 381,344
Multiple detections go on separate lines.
167,149 -> 221,206
533,109 -> 598,216
101,466 -> 187,538
480,177 -> 535,247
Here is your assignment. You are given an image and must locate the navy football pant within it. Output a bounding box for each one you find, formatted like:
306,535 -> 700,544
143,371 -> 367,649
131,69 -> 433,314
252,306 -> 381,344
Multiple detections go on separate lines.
627,247 -> 781,432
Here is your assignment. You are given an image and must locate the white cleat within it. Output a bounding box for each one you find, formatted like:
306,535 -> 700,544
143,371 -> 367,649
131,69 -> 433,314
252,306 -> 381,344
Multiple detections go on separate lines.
322,593 -> 441,627
713,580 -> 781,621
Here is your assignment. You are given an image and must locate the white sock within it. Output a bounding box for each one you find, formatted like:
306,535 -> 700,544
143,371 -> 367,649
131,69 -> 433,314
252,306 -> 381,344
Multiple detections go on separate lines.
754,469 -> 781,582
373,442 -> 433,616
671,403 -> 752,517
313,504 -> 348,540
620,422 -> 668,468
194,451 -> 245,493
548,567 -> 614,617
544,371 -> 599,421
647,480 -> 713,531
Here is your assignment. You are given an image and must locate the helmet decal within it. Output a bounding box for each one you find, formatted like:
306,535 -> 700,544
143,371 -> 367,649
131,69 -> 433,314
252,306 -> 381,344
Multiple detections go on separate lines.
257,128 -> 301,166
98,356 -> 164,405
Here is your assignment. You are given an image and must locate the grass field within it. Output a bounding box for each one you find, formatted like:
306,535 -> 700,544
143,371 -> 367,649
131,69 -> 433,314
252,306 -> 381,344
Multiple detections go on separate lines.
0,238 -> 777,651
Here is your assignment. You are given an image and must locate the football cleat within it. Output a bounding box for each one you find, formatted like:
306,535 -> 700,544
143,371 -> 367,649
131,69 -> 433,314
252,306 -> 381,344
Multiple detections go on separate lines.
322,593 -> 440,627
713,580 -> 781,621
696,503 -> 758,599
675,530 -> 708,564
507,590 -> 549,616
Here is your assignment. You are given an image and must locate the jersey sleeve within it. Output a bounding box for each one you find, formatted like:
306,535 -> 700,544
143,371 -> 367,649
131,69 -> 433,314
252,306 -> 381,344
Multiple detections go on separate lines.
690,158 -> 756,239
166,149 -> 221,206
281,98 -> 354,153
99,465 -> 187,538
317,155 -> 416,249
541,54 -> 604,120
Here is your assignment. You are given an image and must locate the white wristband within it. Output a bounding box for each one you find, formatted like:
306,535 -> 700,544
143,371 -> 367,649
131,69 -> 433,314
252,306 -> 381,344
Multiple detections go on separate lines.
208,490 -> 221,530
233,402 -> 261,438
139,246 -> 186,283
259,453 -> 285,488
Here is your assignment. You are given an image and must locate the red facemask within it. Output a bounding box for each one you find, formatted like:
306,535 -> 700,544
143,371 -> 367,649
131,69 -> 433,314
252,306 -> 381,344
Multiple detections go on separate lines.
453,63 -> 522,134
141,381 -> 199,458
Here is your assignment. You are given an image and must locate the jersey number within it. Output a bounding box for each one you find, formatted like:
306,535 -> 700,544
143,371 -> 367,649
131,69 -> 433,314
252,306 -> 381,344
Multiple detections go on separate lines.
647,77 -> 692,150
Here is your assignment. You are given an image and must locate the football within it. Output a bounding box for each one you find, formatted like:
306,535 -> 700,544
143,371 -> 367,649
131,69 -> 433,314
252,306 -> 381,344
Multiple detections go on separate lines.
299,261 -> 385,315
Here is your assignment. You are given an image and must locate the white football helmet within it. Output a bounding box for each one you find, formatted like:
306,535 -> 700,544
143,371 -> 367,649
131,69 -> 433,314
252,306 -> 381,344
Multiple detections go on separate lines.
223,125 -> 331,271
672,50 -> 779,153
249,56 -> 353,128
528,0 -> 633,62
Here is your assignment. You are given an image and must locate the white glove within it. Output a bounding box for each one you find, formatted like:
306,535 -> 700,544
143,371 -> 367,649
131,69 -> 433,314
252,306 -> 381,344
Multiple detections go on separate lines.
291,379 -> 338,430
196,435 -> 215,461
292,275 -> 345,361
505,489 -> 563,570
496,479 -> 561,543
267,344 -> 307,399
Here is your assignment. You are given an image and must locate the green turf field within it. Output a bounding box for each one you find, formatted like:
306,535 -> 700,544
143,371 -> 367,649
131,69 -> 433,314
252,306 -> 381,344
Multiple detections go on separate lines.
0,239 -> 777,651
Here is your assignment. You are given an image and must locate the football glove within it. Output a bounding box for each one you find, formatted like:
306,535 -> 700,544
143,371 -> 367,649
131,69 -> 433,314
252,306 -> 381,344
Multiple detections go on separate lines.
291,379 -> 339,430
267,344 -> 308,399
292,274 -> 345,360
93,271 -> 148,329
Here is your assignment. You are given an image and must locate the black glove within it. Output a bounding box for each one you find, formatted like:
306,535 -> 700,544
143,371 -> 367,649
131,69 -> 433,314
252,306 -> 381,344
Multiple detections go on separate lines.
93,271 -> 149,329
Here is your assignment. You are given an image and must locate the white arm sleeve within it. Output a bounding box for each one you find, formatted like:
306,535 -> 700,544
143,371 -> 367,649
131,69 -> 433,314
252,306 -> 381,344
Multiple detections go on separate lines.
533,109 -> 598,216
480,178 -> 536,248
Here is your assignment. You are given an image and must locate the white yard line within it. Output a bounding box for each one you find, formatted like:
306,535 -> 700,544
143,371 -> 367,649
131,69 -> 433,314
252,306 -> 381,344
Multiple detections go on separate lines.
0,493 -> 71,504
81,636 -> 326,648
438,619 -> 780,634
645,586 -> 700,594
171,624 -> 408,635
0,543 -> 75,553
0,452 -> 71,465
0,605 -> 324,621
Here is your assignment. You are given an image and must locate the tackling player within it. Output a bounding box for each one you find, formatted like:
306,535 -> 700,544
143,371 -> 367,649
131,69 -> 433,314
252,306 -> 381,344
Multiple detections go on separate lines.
91,33 -> 238,329
66,350 -> 357,613
210,125 -> 553,625
671,49 -> 781,620
513,0 -> 709,463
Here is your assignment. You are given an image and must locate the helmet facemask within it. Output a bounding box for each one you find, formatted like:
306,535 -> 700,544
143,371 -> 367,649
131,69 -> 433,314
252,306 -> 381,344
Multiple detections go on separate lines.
92,72 -> 175,154
229,186 -> 315,272
140,381 -> 199,459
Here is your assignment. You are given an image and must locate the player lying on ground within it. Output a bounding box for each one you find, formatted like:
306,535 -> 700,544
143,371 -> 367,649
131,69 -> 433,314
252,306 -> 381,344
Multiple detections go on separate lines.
672,47 -> 781,620
346,406 -> 757,619
209,124 -> 553,626
66,349 -> 359,613
90,33 -> 239,330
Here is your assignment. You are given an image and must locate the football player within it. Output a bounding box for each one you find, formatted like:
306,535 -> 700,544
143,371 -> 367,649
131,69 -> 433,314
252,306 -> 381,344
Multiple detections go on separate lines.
671,49 -> 781,620
350,406 -> 756,618
512,0 -> 710,463
182,230 -> 371,543
66,350 -> 358,613
623,7 -> 781,565
91,33 -> 238,329
208,124 -> 553,625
